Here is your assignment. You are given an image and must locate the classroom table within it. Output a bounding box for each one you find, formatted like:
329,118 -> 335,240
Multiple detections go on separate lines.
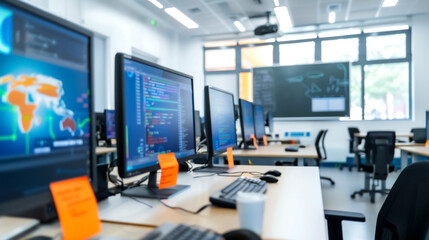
98,165 -> 327,240
396,145 -> 429,168
220,144 -> 318,166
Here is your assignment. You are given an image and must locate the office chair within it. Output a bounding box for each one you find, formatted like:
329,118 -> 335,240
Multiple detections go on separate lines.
341,127 -> 365,171
410,128 -> 426,143
351,131 -> 395,203
325,161 -> 429,240
315,129 -> 335,185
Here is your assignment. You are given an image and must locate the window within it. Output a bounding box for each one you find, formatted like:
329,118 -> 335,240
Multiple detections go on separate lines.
322,38 -> 359,62
239,72 -> 253,102
367,34 -> 406,60
241,45 -> 273,69
350,65 -> 362,120
205,49 -> 236,71
203,27 -> 411,120
364,63 -> 409,120
279,42 -> 315,65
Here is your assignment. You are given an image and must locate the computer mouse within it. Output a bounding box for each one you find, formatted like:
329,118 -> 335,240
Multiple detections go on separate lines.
299,145 -> 306,148
259,174 -> 278,183
264,169 -> 281,177
223,229 -> 262,240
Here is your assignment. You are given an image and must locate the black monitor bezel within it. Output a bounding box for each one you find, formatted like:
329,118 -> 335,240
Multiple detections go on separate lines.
194,110 -> 201,139
104,109 -> 115,140
0,0 -> 96,218
239,98 -> 255,143
115,53 -> 198,179
204,86 -> 238,157
253,104 -> 265,140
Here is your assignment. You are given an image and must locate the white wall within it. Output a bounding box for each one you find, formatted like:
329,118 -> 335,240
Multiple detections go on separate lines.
21,0 -> 205,111
272,13 -> 429,162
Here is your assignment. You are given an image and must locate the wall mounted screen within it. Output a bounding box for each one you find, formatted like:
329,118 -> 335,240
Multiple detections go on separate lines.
253,62 -> 350,118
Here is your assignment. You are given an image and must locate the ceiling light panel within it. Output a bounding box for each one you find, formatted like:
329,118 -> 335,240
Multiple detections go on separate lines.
148,0 -> 163,9
382,0 -> 399,7
234,21 -> 246,32
165,7 -> 199,29
274,6 -> 293,31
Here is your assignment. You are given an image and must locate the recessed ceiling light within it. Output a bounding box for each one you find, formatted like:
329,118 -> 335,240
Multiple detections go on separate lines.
148,0 -> 163,9
274,6 -> 293,31
382,0 -> 398,7
165,7 -> 199,29
273,0 -> 279,7
328,11 -> 336,24
234,21 -> 246,32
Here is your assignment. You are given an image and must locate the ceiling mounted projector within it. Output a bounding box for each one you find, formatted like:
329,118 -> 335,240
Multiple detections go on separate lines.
254,11 -> 278,36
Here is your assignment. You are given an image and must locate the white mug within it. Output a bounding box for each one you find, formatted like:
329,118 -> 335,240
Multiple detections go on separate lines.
236,191 -> 266,235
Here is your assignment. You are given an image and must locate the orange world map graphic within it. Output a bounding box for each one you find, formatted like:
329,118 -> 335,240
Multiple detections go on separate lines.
1,74 -> 76,134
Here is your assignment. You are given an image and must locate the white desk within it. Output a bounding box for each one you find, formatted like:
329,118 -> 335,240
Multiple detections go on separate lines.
98,165 -> 326,240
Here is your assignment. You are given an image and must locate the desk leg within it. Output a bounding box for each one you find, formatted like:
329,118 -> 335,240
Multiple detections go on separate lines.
400,150 -> 408,169
412,153 -> 419,164
297,158 -> 304,166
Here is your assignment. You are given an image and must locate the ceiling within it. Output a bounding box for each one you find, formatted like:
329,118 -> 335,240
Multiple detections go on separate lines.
132,0 -> 429,40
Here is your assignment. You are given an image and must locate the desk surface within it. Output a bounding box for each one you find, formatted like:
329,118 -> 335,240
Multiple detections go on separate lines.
396,146 -> 429,157
221,144 -> 318,158
395,142 -> 425,148
354,133 -> 413,138
99,165 -> 326,240
23,222 -> 154,240
96,146 -> 117,155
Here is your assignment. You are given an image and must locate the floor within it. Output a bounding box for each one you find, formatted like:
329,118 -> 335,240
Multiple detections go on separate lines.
319,167 -> 400,240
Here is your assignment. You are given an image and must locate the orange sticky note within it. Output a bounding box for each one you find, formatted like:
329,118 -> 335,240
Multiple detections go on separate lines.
227,147 -> 234,169
426,140 -> 429,147
49,176 -> 101,240
250,134 -> 259,148
158,152 -> 179,190
262,135 -> 268,146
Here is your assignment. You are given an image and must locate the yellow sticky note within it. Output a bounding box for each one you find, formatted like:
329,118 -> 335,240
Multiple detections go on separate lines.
158,153 -> 179,190
50,176 -> 101,240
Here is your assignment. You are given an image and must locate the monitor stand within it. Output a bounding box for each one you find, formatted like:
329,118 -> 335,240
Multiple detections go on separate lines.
192,156 -> 230,173
121,171 -> 189,199
242,142 -> 257,150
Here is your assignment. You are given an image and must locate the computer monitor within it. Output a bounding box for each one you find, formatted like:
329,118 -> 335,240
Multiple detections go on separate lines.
0,0 -> 95,221
239,99 -> 255,149
104,109 -> 116,146
253,105 -> 265,140
194,86 -> 237,172
266,112 -> 274,134
115,53 -> 197,199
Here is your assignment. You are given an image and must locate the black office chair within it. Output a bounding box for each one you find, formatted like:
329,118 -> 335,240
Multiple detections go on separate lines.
410,128 -> 426,143
341,127 -> 365,171
325,161 -> 429,240
315,129 -> 335,185
351,131 -> 395,203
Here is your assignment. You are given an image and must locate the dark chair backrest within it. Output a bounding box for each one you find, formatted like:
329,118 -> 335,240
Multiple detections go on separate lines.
364,131 -> 395,180
314,130 -> 325,161
321,129 -> 328,160
348,127 -> 361,153
375,162 -> 429,240
411,128 -> 426,143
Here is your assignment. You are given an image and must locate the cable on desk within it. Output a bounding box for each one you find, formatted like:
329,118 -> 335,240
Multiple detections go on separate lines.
192,171 -> 265,179
126,196 -> 153,208
159,200 -> 212,215
126,174 -> 149,189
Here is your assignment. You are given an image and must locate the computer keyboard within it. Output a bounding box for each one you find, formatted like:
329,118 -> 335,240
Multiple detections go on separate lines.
209,176 -> 268,208
141,222 -> 222,240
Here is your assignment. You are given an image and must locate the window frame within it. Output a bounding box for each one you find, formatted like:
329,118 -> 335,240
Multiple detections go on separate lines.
203,28 -> 412,121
